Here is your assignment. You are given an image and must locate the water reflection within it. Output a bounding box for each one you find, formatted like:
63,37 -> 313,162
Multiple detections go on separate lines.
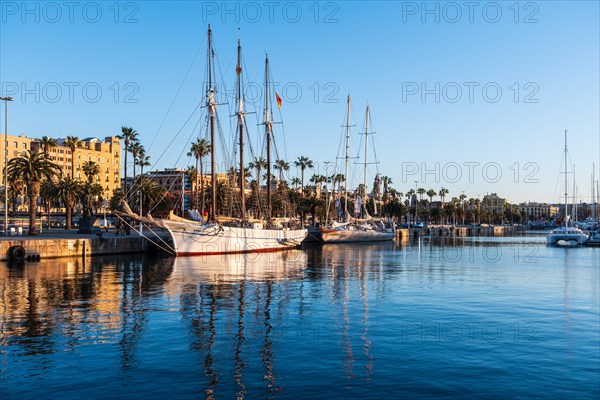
0,255 -> 173,364
1,241 -> 598,399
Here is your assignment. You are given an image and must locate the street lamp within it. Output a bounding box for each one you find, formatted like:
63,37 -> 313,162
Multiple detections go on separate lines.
1,96 -> 14,236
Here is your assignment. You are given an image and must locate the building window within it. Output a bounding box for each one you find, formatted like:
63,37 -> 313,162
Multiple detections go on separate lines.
13,142 -> 17,148
22,143 -> 27,149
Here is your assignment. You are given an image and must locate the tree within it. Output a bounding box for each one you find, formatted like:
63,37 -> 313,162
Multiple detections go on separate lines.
188,138 -> 211,211
273,159 -> 290,184
117,127 -> 138,200
426,189 -> 437,224
407,189 -> 416,225
38,136 -> 57,156
294,156 -> 313,190
290,177 -> 301,190
55,176 -> 84,230
130,140 -> 142,186
40,180 -> 56,230
438,187 -> 449,225
331,173 -> 345,197
249,157 -> 267,184
7,150 -> 60,235
459,193 -> 467,225
82,161 -> 100,184
309,174 -> 327,193
64,136 -> 83,179
416,187 -> 426,223
381,176 -> 393,202
137,153 -> 151,176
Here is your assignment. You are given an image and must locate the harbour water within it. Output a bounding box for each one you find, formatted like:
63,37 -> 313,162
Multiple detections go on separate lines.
1,236 -> 598,399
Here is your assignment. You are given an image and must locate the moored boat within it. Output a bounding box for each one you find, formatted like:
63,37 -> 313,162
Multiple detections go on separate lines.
546,130 -> 588,247
320,96 -> 395,244
124,26 -> 306,256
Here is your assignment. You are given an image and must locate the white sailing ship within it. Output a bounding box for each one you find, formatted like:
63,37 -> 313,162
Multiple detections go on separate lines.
546,130 -> 589,246
321,96 -> 395,243
124,26 -> 306,256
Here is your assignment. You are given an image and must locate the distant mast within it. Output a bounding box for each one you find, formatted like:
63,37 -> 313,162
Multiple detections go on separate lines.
236,39 -> 245,220
344,95 -> 351,220
207,25 -> 217,222
564,130 -> 568,230
264,54 -> 273,221
363,105 -> 370,205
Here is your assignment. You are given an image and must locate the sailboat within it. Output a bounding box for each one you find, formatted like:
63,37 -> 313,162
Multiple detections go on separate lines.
320,96 -> 396,243
546,130 -> 589,246
123,26 -> 306,255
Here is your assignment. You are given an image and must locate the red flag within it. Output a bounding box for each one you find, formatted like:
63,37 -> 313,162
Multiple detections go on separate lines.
275,92 -> 282,109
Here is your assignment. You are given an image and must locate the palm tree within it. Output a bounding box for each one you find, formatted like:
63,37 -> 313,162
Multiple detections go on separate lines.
438,187 -> 449,225
137,150 -> 151,176
249,157 -> 267,184
40,180 -> 56,230
117,127 -> 138,200
407,189 -> 416,225
7,150 -> 60,235
38,136 -> 57,156
187,138 -> 211,213
185,164 -> 198,207
55,176 -> 84,230
381,176 -> 393,202
82,161 -> 100,184
294,156 -> 313,190
459,193 -> 467,225
426,189 -> 437,224
332,173 -> 345,196
309,174 -> 327,194
273,159 -> 290,184
417,187 -> 426,222
129,140 -> 142,186
64,136 -> 83,179
290,177 -> 301,190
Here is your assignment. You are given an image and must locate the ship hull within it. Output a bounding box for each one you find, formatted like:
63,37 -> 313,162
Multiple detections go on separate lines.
321,228 -> 396,243
161,220 -> 308,256
546,233 -> 588,246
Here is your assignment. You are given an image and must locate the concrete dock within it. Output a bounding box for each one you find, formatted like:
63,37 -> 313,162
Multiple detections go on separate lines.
0,228 -> 171,261
396,225 -> 520,241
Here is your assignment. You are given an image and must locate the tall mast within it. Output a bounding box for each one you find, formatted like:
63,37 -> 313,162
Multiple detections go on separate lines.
591,164 -> 595,223
208,25 -> 217,222
363,105 -> 369,203
236,39 -> 245,220
264,54 -> 272,221
344,95 -> 351,219
564,130 -> 568,230
573,164 -> 577,222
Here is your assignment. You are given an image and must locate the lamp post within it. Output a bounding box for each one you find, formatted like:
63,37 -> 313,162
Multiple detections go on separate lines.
1,96 -> 13,236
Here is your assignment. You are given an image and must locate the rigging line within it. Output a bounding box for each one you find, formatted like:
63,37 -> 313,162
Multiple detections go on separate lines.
125,103 -> 204,202
147,44 -> 204,154
152,102 -> 204,170
114,214 -> 175,255
143,113 -> 205,215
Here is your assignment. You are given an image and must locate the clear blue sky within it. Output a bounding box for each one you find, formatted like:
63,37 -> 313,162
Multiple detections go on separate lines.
1,1 -> 599,203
